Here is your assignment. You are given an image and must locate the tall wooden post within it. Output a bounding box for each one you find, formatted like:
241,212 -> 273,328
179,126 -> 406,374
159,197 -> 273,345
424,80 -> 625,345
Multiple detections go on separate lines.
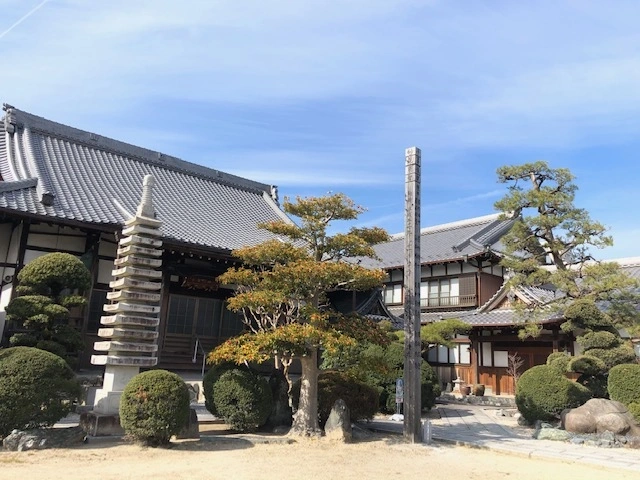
404,146 -> 422,442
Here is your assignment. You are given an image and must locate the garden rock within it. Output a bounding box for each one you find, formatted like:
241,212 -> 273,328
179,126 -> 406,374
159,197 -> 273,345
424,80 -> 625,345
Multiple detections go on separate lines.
562,398 -> 640,436
324,399 -> 351,442
534,426 -> 571,441
3,426 -> 86,451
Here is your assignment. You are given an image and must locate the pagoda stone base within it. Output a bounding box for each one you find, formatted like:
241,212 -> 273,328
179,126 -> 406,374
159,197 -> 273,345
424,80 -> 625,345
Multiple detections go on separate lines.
93,365 -> 140,415
79,412 -> 124,437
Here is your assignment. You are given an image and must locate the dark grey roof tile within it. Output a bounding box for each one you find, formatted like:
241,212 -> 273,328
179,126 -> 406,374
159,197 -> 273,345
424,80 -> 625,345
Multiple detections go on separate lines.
0,106 -> 288,251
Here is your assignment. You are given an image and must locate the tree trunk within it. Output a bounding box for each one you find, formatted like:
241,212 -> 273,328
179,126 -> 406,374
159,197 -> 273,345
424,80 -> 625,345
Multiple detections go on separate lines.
290,347 -> 321,436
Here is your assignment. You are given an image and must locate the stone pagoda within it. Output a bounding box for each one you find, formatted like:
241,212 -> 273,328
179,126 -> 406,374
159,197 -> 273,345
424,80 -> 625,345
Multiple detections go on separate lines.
90,174 -> 162,418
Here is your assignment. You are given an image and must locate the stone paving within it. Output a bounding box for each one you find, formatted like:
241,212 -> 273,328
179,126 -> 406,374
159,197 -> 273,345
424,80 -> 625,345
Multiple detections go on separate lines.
363,402 -> 640,473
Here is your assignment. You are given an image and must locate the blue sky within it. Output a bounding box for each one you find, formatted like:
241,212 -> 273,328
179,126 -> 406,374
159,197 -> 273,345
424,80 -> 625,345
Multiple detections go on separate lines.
1,1 -> 639,260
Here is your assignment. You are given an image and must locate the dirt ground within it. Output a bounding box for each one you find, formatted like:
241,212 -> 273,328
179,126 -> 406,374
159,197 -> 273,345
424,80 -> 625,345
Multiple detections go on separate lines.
0,431 -> 637,480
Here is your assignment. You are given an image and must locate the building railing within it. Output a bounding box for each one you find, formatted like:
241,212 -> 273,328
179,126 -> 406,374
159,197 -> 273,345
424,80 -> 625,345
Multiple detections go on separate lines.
420,294 -> 477,309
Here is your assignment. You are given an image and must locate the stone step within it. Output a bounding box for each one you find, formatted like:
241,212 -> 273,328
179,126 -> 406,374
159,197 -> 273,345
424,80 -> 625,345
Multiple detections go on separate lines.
109,277 -> 162,291
125,215 -> 163,229
111,266 -> 163,279
104,302 -> 161,314
106,290 -> 161,302
114,255 -> 162,268
91,355 -> 158,367
117,244 -> 162,257
119,234 -> 162,248
122,223 -> 162,238
94,341 -> 158,353
100,314 -> 160,327
98,327 -> 158,341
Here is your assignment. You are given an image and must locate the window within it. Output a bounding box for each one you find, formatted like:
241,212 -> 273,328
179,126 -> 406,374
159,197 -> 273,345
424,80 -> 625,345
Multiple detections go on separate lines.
167,296 -> 197,334
166,294 -> 244,339
421,278 -> 459,307
383,284 -> 403,304
426,343 -> 471,365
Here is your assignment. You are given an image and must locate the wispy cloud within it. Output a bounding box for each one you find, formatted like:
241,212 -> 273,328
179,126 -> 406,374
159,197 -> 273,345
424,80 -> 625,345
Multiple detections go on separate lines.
0,0 -> 49,40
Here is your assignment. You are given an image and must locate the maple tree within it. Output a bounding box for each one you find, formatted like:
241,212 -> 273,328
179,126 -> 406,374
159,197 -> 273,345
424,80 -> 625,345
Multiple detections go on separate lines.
208,193 -> 389,436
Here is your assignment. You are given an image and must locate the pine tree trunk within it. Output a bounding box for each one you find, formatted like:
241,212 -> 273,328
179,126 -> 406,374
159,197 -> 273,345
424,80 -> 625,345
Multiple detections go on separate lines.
290,347 -> 321,436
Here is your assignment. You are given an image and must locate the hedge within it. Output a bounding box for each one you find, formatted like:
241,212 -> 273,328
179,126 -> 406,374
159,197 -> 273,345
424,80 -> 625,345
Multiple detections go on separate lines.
119,370 -> 190,446
608,363 -> 640,406
213,369 -> 273,432
516,365 -> 591,423
0,346 -> 81,438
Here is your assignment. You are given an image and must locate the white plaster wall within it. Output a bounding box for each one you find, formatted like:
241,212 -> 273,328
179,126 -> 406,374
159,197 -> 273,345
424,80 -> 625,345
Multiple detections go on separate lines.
494,350 -> 509,367
462,263 -> 476,274
98,259 -> 116,284
23,249 -> 49,265
459,345 -> 471,364
482,342 -> 493,366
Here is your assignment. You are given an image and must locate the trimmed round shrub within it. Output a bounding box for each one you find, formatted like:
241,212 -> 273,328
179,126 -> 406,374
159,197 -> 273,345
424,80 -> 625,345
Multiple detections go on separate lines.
317,371 -> 379,427
586,346 -> 637,370
292,371 -> 379,427
516,365 -> 591,423
421,361 -> 442,410
16,252 -> 91,295
379,361 -> 441,414
0,346 -> 81,438
628,402 -> 640,423
36,340 -> 67,359
119,370 -> 190,446
568,355 -> 607,376
213,369 -> 273,432
202,362 -> 238,416
546,352 -> 570,374
9,333 -> 37,347
608,363 -> 640,406
577,331 -> 619,350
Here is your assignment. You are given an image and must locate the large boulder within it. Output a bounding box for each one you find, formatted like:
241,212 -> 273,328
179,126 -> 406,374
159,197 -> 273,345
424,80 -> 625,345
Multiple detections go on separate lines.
3,426 -> 86,451
562,399 -> 640,436
324,399 -> 352,442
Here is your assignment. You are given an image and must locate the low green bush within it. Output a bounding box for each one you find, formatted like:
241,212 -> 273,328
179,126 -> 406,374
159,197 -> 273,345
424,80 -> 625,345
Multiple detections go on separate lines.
628,402 -> 640,423
608,363 -> 640,406
202,362 -> 238,416
317,371 -> 379,427
8,333 -> 37,347
213,369 -> 273,432
421,361 -> 442,410
568,355 -> 607,376
546,352 -> 570,374
577,331 -> 619,350
119,370 -> 190,446
292,370 -> 379,427
36,340 -> 67,359
0,346 -> 81,438
516,365 -> 591,423
587,346 -> 637,370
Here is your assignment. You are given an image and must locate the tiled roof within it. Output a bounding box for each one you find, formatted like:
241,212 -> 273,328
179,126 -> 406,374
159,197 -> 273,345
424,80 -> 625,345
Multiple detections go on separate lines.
361,213 -> 515,269
0,105 -> 290,252
618,258 -> 640,280
387,305 -> 562,328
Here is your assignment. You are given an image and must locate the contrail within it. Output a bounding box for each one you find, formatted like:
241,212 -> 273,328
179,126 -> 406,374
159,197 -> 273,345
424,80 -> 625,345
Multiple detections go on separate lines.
0,0 -> 50,40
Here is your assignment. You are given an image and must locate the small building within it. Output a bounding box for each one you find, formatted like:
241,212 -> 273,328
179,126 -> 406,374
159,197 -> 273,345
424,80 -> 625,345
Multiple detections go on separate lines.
363,213 -> 587,395
0,104 -> 290,370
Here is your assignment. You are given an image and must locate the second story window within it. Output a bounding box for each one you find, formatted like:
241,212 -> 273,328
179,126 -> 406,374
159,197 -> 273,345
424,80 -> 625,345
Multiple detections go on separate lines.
384,283 -> 403,304
421,278 -> 460,307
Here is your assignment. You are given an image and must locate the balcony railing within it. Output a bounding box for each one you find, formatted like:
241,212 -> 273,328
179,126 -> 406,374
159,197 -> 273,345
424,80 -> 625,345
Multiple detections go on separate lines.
420,294 -> 477,309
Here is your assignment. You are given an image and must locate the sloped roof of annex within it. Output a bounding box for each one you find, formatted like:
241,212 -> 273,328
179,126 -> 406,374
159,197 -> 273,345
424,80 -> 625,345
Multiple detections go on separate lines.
360,213 -> 516,270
